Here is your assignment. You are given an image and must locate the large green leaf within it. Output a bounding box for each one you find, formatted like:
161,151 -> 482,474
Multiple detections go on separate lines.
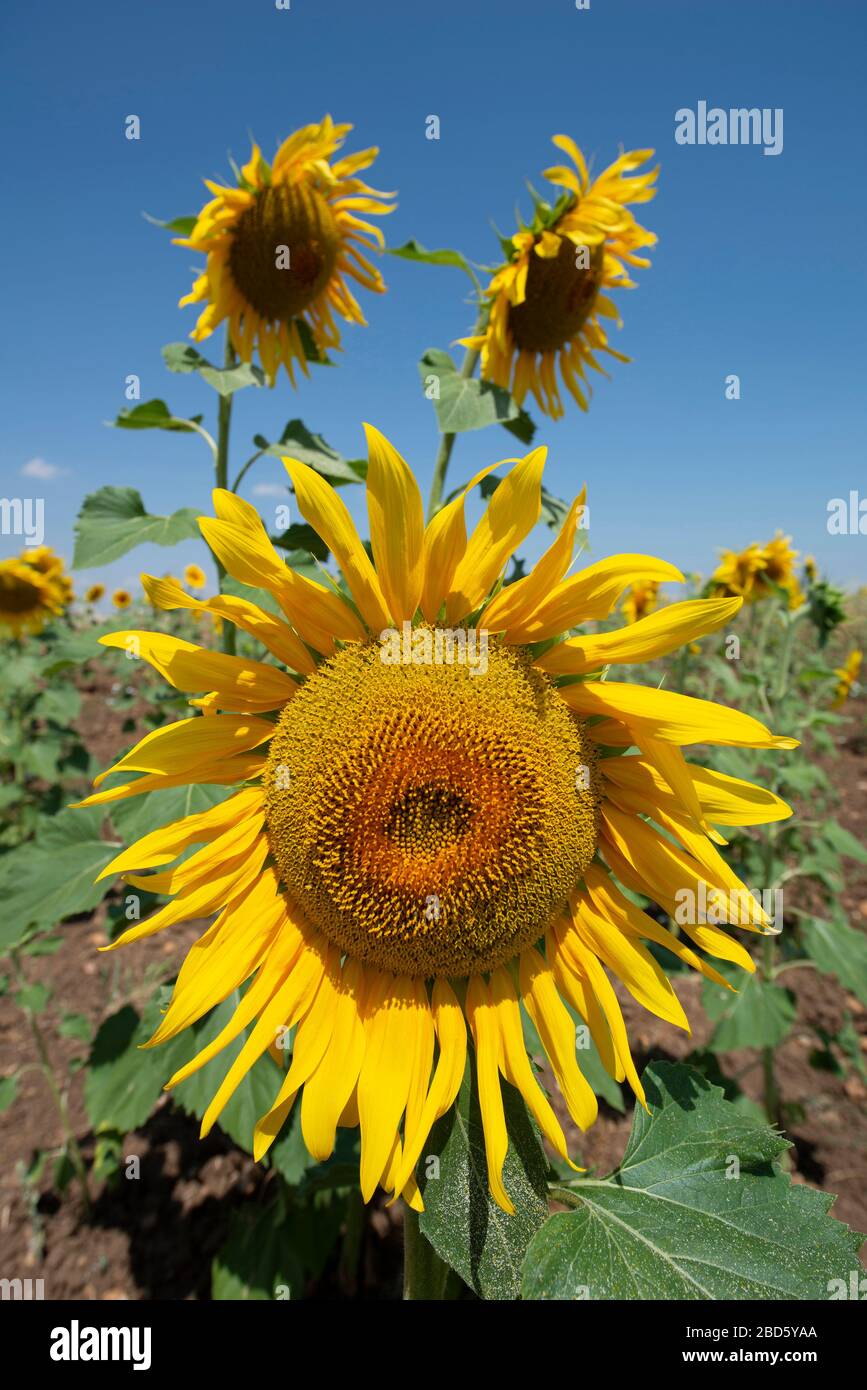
84,1004 -> 186,1134
109,781 -> 231,844
212,1199 -> 305,1300
254,419 -> 365,485
73,486 -> 200,569
702,971 -> 796,1050
419,348 -> 520,434
821,820 -> 867,866
0,809 -> 119,951
802,916 -> 867,1006
521,1062 -> 863,1300
417,1058 -> 550,1300
161,342 -> 265,396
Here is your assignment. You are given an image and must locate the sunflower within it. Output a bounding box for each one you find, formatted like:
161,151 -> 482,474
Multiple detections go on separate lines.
757,532 -> 804,610
462,136 -> 658,420
833,650 -> 862,709
79,428 -> 796,1214
20,544 -> 74,605
112,589 -> 132,610
176,117 -> 394,385
804,555 -> 817,584
711,543 -> 768,602
0,555 -> 64,638
184,564 -> 207,591
620,578 -> 659,625
85,583 -> 105,603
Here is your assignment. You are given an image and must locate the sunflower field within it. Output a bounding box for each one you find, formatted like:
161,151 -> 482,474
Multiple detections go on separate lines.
2,2 -> 866,1337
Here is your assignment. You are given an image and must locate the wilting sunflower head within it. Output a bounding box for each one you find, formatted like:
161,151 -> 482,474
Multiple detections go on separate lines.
82,426 -> 797,1214
175,116 -> 395,385
463,135 -> 658,419
0,555 -> 64,638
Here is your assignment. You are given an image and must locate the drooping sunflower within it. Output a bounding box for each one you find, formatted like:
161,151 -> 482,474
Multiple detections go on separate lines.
85,583 -> 105,604
462,136 -> 658,419
176,117 -> 395,385
79,429 -> 796,1213
0,554 -> 65,638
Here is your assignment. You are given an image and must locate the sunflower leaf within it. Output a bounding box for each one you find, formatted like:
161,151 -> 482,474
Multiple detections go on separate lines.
417,1057 -> 550,1300
111,398 -> 205,432
419,348 -> 521,434
386,240 -> 475,280
0,809 -> 118,951
258,419 -> 365,485
801,916 -> 867,1006
72,486 -> 201,569
161,342 -> 265,396
701,969 -> 796,1051
521,1061 -> 864,1300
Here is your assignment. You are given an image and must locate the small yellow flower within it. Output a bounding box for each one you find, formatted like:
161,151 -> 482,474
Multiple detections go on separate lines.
112,589 -> 132,610
621,579 -> 660,624
464,136 -> 658,419
804,555 -> 817,583
176,117 -> 395,385
85,583 -> 105,603
184,564 -> 207,591
833,650 -> 862,708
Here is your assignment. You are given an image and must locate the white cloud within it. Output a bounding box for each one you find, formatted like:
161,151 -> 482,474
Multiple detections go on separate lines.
251,482 -> 287,498
21,457 -> 67,480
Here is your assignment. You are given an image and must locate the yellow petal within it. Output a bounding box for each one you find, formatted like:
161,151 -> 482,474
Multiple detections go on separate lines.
283,455 -> 390,631
96,786 -> 262,881
519,947 -> 598,1132
420,462 -> 502,623
445,448 -> 547,622
99,631 -> 297,713
357,973 -> 428,1200
465,974 -> 514,1214
535,597 -> 742,674
483,488 -> 586,633
560,681 -> 797,750
503,554 -> 684,642
364,424 -> 424,624
300,958 -> 367,1162
92,713 -> 273,787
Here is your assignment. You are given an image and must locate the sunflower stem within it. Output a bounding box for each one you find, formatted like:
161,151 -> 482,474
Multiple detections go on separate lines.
402,1205 -> 452,1300
426,342 -> 481,522
214,327 -> 237,655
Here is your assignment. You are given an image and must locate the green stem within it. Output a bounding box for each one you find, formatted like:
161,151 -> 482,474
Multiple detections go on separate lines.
402,1205 -> 453,1300
231,448 -> 266,494
214,328 -> 237,655
759,826 -> 781,1128
10,950 -> 91,1215
426,338 -> 482,522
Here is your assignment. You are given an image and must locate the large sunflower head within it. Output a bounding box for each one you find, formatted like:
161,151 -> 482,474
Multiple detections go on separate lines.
0,554 -> 65,638
711,543 -> 768,602
81,429 -> 796,1213
464,136 -> 658,419
176,116 -> 395,385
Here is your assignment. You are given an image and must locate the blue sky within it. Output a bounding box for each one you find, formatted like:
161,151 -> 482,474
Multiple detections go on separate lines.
2,0 -> 866,599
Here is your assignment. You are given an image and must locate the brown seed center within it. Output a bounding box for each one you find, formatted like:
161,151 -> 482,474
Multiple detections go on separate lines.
508,236 -> 603,353
228,182 -> 340,322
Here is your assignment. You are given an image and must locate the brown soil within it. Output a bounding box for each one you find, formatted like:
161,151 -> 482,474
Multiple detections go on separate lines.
0,680 -> 864,1299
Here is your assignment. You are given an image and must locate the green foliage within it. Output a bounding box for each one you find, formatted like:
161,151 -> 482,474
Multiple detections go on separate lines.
521,1062 -> 863,1300
254,419 -> 365,485
112,398 -> 204,432
0,809 -> 118,952
72,486 -> 200,568
417,1058 -> 550,1300
162,342 -> 265,396
419,348 -> 521,434
386,240 -> 476,279
702,970 -> 797,1050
